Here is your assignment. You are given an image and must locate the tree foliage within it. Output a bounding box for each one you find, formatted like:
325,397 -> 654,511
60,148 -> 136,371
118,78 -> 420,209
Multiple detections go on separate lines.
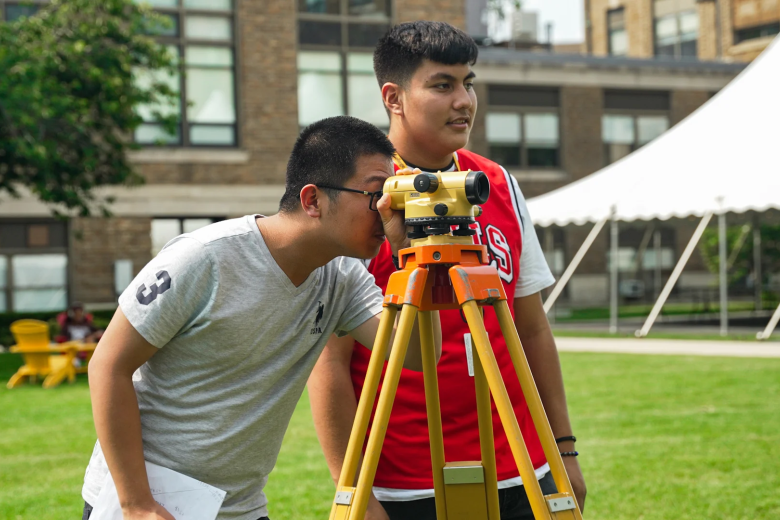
699,223 -> 780,288
487,0 -> 523,21
0,0 -> 178,216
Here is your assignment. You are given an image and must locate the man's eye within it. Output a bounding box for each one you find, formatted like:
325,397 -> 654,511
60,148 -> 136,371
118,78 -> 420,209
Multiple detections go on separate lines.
435,83 -> 450,90
465,82 -> 474,90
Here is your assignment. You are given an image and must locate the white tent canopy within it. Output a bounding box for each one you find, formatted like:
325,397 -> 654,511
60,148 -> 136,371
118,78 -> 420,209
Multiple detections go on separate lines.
527,36 -> 780,227
526,36 -> 780,339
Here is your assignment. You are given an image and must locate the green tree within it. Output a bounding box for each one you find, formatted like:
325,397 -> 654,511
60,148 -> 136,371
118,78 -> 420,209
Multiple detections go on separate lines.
0,0 -> 178,216
699,223 -> 780,291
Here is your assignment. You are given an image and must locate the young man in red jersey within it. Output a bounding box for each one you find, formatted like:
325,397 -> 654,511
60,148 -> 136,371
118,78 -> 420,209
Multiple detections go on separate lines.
308,22 -> 586,520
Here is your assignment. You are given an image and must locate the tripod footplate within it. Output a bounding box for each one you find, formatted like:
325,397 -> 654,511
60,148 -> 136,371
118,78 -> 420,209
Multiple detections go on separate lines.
545,493 -> 578,519
332,486 -> 357,520
441,462 -> 489,520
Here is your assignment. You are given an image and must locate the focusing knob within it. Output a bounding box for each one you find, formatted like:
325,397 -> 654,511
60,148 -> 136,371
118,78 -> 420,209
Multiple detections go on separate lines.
476,205 -> 483,217
414,173 -> 440,193
433,203 -> 449,216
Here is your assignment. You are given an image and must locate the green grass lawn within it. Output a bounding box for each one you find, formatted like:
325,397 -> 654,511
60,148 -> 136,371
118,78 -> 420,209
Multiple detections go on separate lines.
1,351 -> 779,519
551,300 -> 777,322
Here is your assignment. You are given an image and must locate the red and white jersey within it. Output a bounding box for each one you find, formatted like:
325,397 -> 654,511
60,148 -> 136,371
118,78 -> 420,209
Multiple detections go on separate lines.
349,149 -> 556,500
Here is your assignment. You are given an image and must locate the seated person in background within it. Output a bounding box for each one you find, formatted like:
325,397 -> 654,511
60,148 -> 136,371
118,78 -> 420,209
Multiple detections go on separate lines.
57,302 -> 104,343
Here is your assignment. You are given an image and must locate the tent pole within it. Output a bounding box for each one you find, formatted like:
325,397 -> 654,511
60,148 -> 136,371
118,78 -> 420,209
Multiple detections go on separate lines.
654,229 -> 662,299
753,213 -> 762,312
719,212 -> 728,337
544,228 -> 556,324
636,212 -> 714,337
610,209 -> 619,334
543,217 -> 608,314
757,303 -> 780,340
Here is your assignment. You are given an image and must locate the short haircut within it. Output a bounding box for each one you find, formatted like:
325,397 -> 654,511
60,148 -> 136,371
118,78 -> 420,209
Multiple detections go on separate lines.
374,21 -> 479,88
278,116 -> 395,213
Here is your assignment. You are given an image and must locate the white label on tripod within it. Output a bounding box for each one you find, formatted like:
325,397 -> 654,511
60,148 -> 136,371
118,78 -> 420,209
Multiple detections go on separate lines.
464,334 -> 474,377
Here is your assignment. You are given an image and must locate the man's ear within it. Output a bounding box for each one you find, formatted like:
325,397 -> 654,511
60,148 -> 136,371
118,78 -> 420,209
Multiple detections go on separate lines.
382,82 -> 404,118
300,184 -> 323,218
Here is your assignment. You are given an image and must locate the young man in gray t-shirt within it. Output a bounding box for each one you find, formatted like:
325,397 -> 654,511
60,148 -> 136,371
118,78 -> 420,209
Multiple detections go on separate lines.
83,116 -> 440,520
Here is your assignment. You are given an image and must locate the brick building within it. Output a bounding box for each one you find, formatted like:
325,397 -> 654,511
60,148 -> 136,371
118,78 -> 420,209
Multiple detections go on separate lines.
587,0 -> 779,62
0,0 -> 748,311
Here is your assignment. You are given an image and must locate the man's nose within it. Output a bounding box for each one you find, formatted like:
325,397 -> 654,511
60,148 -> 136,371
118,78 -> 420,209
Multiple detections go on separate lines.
453,84 -> 473,111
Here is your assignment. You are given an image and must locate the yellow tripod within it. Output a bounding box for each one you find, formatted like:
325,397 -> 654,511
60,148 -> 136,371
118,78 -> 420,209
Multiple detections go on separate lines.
329,234 -> 582,520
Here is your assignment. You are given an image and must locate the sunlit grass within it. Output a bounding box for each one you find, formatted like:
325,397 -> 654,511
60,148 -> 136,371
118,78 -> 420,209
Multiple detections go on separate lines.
2,352 -> 779,519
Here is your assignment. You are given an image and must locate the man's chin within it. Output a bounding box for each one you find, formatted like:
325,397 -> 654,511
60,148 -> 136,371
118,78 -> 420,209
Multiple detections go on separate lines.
347,244 -> 383,262
443,132 -> 470,154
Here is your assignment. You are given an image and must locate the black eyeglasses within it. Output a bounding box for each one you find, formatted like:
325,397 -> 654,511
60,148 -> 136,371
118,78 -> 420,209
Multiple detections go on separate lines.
316,185 -> 383,212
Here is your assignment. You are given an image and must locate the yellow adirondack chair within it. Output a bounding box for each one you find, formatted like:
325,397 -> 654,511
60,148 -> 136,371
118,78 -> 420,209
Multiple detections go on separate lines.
6,320 -> 76,389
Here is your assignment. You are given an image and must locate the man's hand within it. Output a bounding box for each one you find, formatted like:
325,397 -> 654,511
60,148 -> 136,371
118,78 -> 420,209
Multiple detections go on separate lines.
377,166 -> 422,256
376,193 -> 409,256
562,456 -> 586,512
123,503 -> 176,520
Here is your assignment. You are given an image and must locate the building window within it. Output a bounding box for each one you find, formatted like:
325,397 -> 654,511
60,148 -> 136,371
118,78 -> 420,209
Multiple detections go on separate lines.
296,0 -> 391,129
607,226 -> 676,300
654,10 -> 698,59
538,226 -> 566,277
734,22 -> 780,44
1,1 -> 42,21
607,8 -> 628,56
602,114 -> 668,164
486,112 -> 560,168
0,221 -> 69,312
602,90 -> 670,165
485,86 -> 561,169
136,0 -> 238,147
151,218 -> 219,255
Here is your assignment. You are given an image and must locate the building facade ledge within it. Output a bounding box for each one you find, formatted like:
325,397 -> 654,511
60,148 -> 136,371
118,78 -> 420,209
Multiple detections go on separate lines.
510,169 -> 570,182
127,148 -> 251,164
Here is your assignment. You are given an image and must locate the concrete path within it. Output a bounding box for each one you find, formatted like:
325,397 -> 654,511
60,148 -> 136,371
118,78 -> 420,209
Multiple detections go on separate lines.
554,337 -> 780,358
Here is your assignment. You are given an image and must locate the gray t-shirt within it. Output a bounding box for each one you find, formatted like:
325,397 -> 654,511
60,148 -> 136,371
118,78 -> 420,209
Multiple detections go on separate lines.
82,215 -> 383,520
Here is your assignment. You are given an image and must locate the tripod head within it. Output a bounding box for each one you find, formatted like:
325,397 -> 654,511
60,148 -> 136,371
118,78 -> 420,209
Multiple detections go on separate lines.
383,169 -> 490,239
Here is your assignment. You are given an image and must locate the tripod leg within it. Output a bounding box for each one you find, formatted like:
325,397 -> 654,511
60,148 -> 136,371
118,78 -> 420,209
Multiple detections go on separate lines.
348,303 -> 419,520
460,301 -> 552,520
330,307 -> 398,520
419,310 -> 448,520
493,301 -> 582,519
472,341 -> 501,520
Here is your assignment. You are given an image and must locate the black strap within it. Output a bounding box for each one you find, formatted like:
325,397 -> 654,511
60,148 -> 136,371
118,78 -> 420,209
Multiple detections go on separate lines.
555,435 -> 577,444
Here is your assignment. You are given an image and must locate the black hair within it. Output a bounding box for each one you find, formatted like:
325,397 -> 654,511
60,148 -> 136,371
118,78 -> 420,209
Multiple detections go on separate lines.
373,21 -> 479,88
278,116 -> 395,213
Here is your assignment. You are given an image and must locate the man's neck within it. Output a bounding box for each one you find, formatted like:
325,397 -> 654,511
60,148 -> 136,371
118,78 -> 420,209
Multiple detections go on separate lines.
255,214 -> 338,287
388,125 -> 454,171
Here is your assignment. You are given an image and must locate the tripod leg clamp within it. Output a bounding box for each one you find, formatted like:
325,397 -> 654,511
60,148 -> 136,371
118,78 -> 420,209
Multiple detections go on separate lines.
450,265 -> 507,305
384,267 -> 429,308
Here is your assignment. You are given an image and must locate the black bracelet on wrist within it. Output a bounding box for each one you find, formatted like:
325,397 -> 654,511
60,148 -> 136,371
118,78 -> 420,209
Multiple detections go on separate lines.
391,255 -> 400,270
555,435 -> 577,444
560,451 -> 579,457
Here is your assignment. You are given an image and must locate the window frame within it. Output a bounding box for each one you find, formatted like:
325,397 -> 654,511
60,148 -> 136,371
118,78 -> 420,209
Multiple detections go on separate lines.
296,0 -> 394,129
140,1 -> 241,148
653,9 -> 699,60
0,0 -> 45,21
485,106 -> 562,170
734,22 -> 780,45
151,216 -> 223,255
602,109 -> 670,166
0,219 -> 70,312
607,7 -> 628,57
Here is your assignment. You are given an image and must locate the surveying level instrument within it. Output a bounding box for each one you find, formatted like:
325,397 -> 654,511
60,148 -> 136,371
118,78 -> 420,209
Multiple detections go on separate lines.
328,168 -> 583,520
